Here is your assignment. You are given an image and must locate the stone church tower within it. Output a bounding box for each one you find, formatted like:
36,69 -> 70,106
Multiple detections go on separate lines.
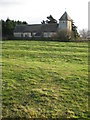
58,11 -> 72,32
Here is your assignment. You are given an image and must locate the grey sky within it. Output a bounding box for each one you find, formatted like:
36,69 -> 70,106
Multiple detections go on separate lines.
0,0 -> 89,30
0,0 -> 21,5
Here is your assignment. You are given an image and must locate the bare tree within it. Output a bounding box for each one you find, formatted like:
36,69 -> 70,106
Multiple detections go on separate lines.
79,29 -> 88,39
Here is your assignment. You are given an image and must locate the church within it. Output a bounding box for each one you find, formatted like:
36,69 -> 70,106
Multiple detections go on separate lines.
14,11 -> 72,39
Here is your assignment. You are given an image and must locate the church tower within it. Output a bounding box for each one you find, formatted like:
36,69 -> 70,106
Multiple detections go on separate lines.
58,11 -> 72,32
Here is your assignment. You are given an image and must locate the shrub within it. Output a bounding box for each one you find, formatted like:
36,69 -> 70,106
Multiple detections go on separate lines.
52,30 -> 77,42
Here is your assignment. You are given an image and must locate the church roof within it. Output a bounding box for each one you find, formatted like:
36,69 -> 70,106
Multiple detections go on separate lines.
59,11 -> 72,21
14,23 -> 58,33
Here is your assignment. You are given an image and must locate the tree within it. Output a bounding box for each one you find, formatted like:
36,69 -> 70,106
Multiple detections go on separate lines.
2,18 -> 27,39
72,20 -> 80,39
22,21 -> 27,24
46,15 -> 57,24
79,29 -> 88,39
41,20 -> 45,24
41,15 -> 57,24
54,30 -> 73,41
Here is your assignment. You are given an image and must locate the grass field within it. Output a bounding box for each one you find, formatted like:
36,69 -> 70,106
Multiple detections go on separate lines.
2,40 -> 88,119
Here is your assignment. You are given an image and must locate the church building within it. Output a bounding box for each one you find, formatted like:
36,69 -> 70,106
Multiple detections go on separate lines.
14,11 -> 72,39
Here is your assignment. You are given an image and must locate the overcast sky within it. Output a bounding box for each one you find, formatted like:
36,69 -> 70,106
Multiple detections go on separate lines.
0,0 -> 89,30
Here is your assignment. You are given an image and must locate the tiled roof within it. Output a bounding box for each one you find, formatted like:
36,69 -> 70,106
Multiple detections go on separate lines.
42,24 -> 58,32
14,23 -> 58,33
59,11 -> 72,21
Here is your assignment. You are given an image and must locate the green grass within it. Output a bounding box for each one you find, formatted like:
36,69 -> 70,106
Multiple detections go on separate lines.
2,40 -> 89,118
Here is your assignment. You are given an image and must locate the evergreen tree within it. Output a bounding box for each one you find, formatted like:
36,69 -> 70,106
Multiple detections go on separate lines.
2,18 -> 27,39
41,20 -> 45,24
46,15 -> 57,24
72,20 -> 79,38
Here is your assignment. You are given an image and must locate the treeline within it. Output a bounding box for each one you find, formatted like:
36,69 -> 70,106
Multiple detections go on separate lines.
1,18 -> 27,39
